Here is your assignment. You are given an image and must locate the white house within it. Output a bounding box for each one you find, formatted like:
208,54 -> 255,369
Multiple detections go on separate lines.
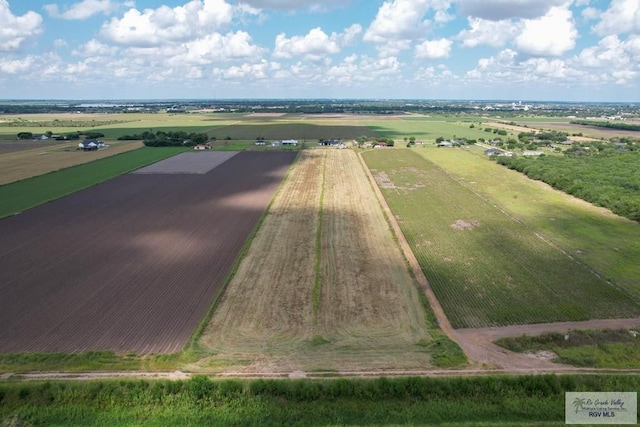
281,139 -> 298,146
78,140 -> 105,151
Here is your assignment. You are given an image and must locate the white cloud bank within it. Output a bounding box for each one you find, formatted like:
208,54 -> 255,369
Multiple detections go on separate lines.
0,1 -> 43,52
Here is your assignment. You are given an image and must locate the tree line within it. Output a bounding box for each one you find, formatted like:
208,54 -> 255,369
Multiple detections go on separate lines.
17,131 -> 105,140
570,120 -> 640,131
496,151 -> 640,221
119,130 -> 209,147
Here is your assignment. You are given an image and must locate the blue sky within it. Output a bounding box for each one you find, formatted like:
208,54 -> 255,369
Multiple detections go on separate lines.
1,0 -> 639,101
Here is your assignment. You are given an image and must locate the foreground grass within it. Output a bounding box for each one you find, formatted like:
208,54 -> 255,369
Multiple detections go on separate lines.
496,329 -> 640,368
1,375 -> 637,426
0,147 -> 185,218
362,148 -> 640,328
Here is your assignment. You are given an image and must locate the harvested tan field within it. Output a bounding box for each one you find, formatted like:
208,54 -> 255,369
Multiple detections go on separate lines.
528,121 -> 640,139
0,141 -> 143,185
483,122 -> 539,134
197,149 -> 433,373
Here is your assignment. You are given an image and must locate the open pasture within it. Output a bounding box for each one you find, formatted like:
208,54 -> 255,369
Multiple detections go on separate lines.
420,146 -> 640,297
362,149 -> 640,329
205,121 -> 375,141
0,151 -> 295,354
367,117 -> 490,142
197,149 -> 445,373
515,120 -> 640,139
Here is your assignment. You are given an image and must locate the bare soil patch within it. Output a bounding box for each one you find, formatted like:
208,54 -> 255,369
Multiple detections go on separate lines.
0,140 -> 70,154
483,122 -> 539,134
451,219 -> 480,230
132,151 -> 239,174
0,152 -> 295,354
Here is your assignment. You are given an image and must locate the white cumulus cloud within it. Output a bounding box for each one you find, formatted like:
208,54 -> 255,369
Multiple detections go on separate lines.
0,1 -> 43,52
515,5 -> 577,56
456,0 -> 567,21
456,17 -> 519,47
44,0 -> 133,20
364,0 -> 452,54
0,56 -> 36,74
237,0 -> 345,12
415,38 -> 452,59
100,0 -> 236,47
592,0 -> 640,35
274,25 -> 361,61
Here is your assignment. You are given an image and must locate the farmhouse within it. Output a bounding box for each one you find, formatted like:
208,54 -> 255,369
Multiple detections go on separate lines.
78,140 -> 105,151
193,144 -> 211,150
319,139 -> 341,146
281,139 -> 299,146
437,141 -> 453,147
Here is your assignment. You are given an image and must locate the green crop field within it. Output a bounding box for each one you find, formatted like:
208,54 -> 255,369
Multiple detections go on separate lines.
0,147 -> 185,218
362,148 -> 640,329
367,117 -> 492,142
205,121 -> 374,141
420,147 -> 640,298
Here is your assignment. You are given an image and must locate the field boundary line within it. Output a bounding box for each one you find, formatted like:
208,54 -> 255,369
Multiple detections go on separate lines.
356,151 -> 462,353
312,151 -> 327,322
185,151 -> 302,354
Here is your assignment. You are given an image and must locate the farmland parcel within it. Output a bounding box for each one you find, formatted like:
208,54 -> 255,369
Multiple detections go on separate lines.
0,151 -> 296,353
362,148 -> 640,329
197,149 -> 452,373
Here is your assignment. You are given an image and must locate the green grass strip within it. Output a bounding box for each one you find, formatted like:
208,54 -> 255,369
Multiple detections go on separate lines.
0,147 -> 185,219
312,151 -> 328,322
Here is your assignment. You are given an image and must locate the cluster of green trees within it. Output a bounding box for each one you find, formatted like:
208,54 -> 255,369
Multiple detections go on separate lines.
16,131 -> 104,140
354,136 -> 395,147
570,120 -> 640,131
118,130 -> 208,147
517,130 -> 569,143
496,151 -> 640,221
484,127 -> 508,136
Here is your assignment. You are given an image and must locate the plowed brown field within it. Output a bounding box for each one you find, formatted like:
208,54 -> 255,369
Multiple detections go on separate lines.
0,151 -> 296,354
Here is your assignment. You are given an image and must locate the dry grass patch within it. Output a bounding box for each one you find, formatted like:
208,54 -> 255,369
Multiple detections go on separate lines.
196,149 -> 435,373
